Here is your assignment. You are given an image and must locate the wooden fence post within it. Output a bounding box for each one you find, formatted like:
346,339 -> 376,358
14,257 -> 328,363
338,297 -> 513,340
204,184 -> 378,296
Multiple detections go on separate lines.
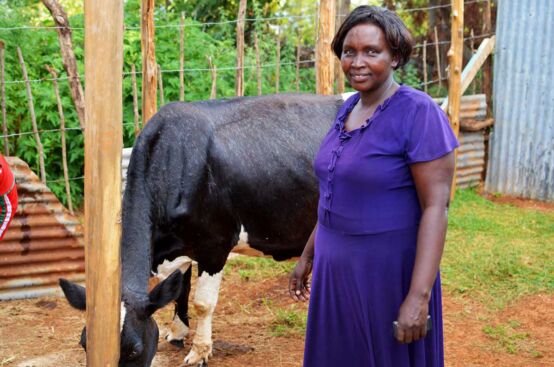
17,47 -> 46,183
316,0 -> 335,95
296,32 -> 301,93
131,64 -> 140,137
235,0 -> 247,97
84,0 -> 123,364
141,0 -> 157,124
41,0 -> 86,130
423,40 -> 428,94
179,12 -> 185,101
482,0 -> 493,118
207,56 -> 217,99
254,32 -> 262,95
447,0 -> 464,199
157,64 -> 165,106
434,26 -> 443,94
0,40 -> 7,156
45,65 -> 73,214
275,27 -> 281,93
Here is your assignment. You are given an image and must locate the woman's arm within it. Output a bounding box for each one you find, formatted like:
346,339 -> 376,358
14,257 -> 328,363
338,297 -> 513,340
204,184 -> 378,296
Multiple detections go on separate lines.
395,151 -> 455,343
289,222 -> 317,302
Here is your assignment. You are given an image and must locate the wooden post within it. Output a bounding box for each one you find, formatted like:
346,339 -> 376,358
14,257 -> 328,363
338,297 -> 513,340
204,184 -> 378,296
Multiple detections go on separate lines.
434,26 -> 443,94
157,64 -> 165,106
235,0 -> 247,97
41,0 -> 86,130
275,27 -> 280,94
423,40 -> 428,94
296,32 -> 301,93
481,0 -> 493,182
45,65 -> 73,214
17,47 -> 46,183
0,40 -> 7,156
470,29 -> 476,94
84,0 -> 123,364
482,0 -> 493,118
316,0 -> 335,95
131,64 -> 140,137
141,0 -> 157,124
447,0 -> 464,199
179,12 -> 185,101
207,56 -> 217,99
254,32 -> 262,96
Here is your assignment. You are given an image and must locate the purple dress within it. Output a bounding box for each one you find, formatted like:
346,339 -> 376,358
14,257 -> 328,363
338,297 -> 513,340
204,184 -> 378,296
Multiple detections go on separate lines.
304,85 -> 459,367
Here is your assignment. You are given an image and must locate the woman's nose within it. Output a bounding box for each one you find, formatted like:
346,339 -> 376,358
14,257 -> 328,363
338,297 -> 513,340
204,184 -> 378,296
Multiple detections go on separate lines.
351,54 -> 364,67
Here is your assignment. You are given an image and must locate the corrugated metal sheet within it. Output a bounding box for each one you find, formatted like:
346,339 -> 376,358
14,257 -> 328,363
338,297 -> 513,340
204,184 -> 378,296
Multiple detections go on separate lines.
0,157 -> 84,300
485,0 -> 554,201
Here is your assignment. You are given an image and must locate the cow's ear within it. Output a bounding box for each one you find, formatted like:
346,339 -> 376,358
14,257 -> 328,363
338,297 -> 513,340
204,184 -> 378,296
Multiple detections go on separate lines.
146,270 -> 182,316
59,278 -> 86,311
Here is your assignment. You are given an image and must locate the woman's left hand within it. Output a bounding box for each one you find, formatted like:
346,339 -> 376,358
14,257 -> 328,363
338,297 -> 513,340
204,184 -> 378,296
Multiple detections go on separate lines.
395,293 -> 429,344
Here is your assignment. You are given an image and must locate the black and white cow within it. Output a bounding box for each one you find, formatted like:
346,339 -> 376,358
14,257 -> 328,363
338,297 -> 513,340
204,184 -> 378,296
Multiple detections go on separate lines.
59,93 -> 347,366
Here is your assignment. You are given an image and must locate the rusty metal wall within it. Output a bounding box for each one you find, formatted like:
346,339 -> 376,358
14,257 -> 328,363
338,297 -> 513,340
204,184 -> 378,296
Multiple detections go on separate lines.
0,157 -> 84,300
485,0 -> 554,201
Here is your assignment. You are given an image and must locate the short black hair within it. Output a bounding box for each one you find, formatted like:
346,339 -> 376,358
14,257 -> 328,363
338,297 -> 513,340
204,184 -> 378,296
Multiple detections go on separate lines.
332,5 -> 414,69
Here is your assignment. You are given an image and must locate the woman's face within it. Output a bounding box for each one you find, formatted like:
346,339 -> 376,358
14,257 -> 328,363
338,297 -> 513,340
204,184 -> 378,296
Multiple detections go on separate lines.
340,23 -> 398,93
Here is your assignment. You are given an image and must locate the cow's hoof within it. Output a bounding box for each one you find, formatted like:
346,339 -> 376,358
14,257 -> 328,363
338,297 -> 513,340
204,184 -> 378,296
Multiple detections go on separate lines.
183,342 -> 212,366
168,338 -> 184,348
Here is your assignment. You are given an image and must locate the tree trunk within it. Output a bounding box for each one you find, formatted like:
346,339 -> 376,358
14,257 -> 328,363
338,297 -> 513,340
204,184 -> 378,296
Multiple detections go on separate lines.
41,0 -> 85,130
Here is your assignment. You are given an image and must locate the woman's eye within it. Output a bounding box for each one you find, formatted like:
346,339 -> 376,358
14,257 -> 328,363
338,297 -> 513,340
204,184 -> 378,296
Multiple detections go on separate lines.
367,49 -> 378,55
342,50 -> 354,57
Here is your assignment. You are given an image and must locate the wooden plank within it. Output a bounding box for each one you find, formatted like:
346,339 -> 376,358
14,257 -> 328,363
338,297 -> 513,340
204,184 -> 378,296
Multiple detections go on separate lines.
440,36 -> 495,111
423,40 -> 428,94
434,26 -> 443,94
482,0 -> 493,118
45,65 -> 73,214
447,0 -> 464,199
84,0 -> 123,364
235,0 -> 247,97
141,0 -> 157,124
17,47 -> 46,183
316,0 -> 335,95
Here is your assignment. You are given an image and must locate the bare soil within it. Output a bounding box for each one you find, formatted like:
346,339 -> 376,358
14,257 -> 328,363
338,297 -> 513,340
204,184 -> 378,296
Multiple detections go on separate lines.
1,268 -> 551,367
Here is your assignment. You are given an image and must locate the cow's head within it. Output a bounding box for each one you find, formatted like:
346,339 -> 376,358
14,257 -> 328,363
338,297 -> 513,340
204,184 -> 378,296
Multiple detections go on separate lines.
59,270 -> 182,366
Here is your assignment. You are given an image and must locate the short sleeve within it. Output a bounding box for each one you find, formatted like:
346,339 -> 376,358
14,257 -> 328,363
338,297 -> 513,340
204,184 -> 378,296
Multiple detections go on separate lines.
405,100 -> 460,164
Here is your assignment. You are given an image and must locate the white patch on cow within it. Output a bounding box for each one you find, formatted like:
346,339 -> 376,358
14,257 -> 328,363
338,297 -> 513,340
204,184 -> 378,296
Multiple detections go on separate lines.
152,256 -> 193,281
341,91 -> 356,102
183,270 -> 223,365
166,313 -> 189,342
238,225 -> 248,245
120,302 -> 126,333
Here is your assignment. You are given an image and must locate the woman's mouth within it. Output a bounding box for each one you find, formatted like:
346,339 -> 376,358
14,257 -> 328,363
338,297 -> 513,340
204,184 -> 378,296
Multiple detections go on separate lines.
350,73 -> 370,82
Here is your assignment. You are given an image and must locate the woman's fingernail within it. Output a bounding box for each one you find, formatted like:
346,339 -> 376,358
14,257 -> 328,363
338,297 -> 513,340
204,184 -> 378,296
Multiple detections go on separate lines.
296,290 -> 301,295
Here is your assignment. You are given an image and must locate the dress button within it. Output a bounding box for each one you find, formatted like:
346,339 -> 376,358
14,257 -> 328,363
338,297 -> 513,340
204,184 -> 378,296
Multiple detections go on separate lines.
325,192 -> 331,199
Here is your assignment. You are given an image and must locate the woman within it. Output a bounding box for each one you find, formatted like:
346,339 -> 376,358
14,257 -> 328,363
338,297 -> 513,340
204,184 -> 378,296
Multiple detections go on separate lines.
289,6 -> 458,367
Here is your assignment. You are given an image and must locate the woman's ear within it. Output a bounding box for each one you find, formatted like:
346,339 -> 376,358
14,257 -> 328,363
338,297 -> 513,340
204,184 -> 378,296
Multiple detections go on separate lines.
391,57 -> 399,70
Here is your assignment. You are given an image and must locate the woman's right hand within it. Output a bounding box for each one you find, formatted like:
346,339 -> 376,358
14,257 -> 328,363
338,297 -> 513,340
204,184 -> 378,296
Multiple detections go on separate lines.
289,257 -> 313,302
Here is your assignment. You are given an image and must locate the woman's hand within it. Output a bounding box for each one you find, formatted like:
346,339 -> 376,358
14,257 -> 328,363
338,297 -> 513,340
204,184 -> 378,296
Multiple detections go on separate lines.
288,257 -> 313,302
395,293 -> 430,343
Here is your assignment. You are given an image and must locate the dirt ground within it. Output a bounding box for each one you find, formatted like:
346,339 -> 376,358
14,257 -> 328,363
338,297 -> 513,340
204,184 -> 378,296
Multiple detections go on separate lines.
0,266 -> 552,367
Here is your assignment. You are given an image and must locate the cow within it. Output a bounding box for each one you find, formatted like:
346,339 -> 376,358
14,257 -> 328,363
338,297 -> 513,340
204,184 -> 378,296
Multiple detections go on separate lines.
59,93 -> 346,366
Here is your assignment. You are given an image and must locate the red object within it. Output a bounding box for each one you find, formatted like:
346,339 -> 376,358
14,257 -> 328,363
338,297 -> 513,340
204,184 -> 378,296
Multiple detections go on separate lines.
0,154 -> 17,241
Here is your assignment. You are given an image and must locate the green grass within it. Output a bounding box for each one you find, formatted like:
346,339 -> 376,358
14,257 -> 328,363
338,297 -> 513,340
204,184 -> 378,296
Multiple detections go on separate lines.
442,189 -> 554,308
482,320 -> 544,357
225,256 -> 296,282
269,305 -> 308,337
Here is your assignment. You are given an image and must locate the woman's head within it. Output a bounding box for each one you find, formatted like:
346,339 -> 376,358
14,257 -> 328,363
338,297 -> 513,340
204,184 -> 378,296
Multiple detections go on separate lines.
332,6 -> 413,70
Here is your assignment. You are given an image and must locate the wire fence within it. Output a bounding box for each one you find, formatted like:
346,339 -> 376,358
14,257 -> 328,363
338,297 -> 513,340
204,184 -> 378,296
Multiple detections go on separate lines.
0,0 -> 494,188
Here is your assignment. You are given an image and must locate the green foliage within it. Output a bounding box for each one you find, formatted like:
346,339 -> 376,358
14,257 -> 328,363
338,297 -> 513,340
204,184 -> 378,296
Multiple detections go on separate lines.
270,305 -> 307,337
442,189 -> 554,309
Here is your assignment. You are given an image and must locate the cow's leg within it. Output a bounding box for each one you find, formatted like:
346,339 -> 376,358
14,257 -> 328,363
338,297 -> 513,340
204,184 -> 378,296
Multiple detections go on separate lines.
183,267 -> 223,366
166,266 -> 192,346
